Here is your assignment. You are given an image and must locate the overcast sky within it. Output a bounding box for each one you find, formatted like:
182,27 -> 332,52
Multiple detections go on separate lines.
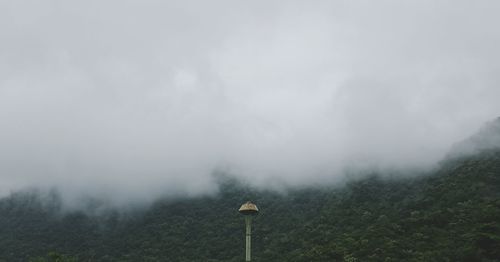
1,0 -> 499,204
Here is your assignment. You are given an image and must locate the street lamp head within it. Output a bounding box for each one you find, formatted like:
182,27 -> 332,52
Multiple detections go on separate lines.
239,201 -> 259,215
239,201 -> 257,261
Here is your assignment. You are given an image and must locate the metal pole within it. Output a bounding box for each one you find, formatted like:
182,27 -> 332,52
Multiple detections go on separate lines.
245,216 -> 252,261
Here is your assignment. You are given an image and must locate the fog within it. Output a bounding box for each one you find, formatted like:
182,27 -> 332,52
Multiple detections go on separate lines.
1,0 -> 500,205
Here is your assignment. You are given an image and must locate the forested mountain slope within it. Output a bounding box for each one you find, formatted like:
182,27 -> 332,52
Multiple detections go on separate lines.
0,149 -> 499,261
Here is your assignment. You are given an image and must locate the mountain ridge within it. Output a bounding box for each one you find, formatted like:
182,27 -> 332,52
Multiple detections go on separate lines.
1,120 -> 500,261
0,149 -> 499,261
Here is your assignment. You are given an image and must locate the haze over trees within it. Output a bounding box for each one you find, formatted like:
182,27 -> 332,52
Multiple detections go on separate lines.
1,124 -> 499,261
1,1 -> 500,261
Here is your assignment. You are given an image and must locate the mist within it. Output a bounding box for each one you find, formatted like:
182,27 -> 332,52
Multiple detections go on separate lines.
1,0 -> 500,205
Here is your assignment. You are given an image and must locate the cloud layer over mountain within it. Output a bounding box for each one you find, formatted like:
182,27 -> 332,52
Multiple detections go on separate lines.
1,0 -> 500,204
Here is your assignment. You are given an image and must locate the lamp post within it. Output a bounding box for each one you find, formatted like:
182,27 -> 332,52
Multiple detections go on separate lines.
239,201 -> 259,262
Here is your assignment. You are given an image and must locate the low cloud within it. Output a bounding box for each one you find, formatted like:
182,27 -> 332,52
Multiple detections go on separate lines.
1,0 -> 499,205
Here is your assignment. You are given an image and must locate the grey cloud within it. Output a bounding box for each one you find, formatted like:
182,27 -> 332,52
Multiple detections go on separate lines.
1,0 -> 499,205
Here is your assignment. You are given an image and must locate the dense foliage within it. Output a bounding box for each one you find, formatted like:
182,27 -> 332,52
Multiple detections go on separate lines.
0,150 -> 499,261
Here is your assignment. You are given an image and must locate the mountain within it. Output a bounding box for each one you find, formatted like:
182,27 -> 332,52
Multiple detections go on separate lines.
0,126 -> 500,261
448,117 -> 500,158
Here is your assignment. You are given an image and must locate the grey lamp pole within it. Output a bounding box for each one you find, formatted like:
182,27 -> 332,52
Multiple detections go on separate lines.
239,201 -> 259,262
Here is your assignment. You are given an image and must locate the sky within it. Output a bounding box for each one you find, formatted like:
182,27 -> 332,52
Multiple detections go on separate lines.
1,0 -> 500,205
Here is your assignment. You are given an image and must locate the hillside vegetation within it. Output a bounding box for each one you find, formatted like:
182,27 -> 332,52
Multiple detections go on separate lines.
0,150 -> 499,261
